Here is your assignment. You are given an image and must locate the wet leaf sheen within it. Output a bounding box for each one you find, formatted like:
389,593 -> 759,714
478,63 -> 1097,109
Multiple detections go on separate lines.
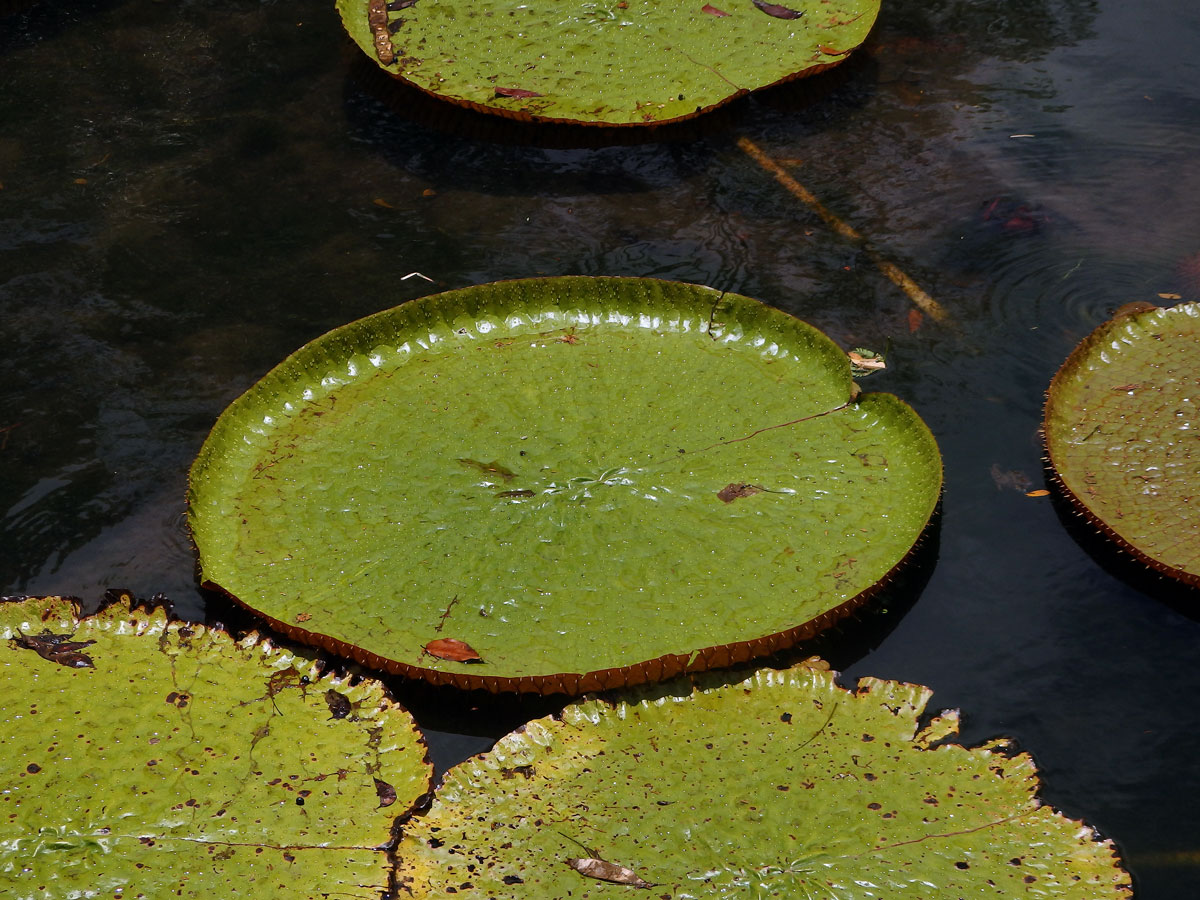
189,277 -> 941,693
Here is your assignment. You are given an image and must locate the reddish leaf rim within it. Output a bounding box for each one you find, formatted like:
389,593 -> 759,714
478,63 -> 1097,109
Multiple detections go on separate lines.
199,518 -> 938,695
381,60 -> 849,129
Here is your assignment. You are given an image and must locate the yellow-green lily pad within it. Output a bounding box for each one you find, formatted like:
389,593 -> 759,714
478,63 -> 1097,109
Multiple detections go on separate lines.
0,595 -> 432,899
397,662 -> 1132,898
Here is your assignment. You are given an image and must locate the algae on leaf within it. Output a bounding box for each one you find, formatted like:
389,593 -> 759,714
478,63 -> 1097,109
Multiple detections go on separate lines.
188,277 -> 942,694
396,662 -> 1132,898
1045,301 -> 1200,587
335,0 -> 880,125
0,595 -> 432,899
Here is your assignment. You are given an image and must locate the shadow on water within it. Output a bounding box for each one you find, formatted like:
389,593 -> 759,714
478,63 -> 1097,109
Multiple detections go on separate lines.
0,0 -> 122,53
340,37 -> 872,155
1044,474 -> 1200,621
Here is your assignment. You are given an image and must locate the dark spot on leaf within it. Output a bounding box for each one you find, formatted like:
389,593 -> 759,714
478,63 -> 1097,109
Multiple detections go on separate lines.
494,87 -> 543,99
458,458 -> 517,481
868,802 -> 882,810
1009,858 -> 1022,866
955,861 -> 970,870
861,733 -> 875,742
295,797 -> 305,806
325,689 -> 352,719
501,765 -> 536,780
780,712 -> 792,723
375,778 -> 397,808
26,763 -> 40,774
752,0 -> 804,18
496,489 -> 535,499
1024,875 -> 1037,883
502,875 -> 523,885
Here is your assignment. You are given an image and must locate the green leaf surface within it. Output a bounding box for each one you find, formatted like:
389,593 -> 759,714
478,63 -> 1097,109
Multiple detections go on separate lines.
335,0 -> 880,125
0,596 -> 432,899
1045,301 -> 1200,587
188,277 -> 941,693
396,662 -> 1132,898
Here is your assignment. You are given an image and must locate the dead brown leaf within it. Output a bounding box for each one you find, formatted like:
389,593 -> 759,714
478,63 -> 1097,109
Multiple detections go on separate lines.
702,3 -> 730,15
566,857 -> 653,888
718,483 -> 764,503
847,350 -> 886,371
752,0 -> 804,18
11,631 -> 96,668
425,638 -> 484,663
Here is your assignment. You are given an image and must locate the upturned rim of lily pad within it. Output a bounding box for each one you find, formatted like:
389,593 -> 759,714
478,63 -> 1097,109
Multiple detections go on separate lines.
189,276 -> 943,695
1043,300 -> 1200,589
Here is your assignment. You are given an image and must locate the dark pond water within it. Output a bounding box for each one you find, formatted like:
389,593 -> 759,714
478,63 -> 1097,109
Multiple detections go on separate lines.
3,0 -> 1199,894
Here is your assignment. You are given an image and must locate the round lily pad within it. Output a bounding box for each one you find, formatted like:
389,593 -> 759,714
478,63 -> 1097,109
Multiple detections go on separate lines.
188,277 -> 941,694
396,662 -> 1132,898
335,0 -> 880,126
1044,301 -> 1200,588
0,595 -> 432,899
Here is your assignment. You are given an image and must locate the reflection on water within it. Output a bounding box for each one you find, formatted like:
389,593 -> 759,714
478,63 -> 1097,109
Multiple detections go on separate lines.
2,0 -> 1199,894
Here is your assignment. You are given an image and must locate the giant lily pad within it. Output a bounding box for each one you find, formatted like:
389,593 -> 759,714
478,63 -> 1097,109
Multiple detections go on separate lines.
335,0 -> 880,125
396,661 -> 1132,898
188,277 -> 941,693
1044,301 -> 1200,588
0,595 -> 432,899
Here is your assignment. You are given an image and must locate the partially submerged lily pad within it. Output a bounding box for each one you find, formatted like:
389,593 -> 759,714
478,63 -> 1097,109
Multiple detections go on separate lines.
335,0 -> 880,125
1044,301 -> 1200,588
396,662 -> 1132,897
188,277 -> 941,693
0,595 -> 432,899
